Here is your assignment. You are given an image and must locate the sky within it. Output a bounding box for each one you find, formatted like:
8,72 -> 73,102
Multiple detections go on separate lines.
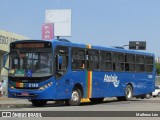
0,0 -> 160,57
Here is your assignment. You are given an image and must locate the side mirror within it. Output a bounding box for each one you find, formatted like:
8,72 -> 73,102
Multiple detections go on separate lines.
3,53 -> 9,70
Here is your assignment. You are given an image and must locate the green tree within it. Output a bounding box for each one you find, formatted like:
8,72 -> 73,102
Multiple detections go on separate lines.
156,62 -> 160,75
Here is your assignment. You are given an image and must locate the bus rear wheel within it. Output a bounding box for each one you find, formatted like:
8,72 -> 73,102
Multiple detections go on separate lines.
65,88 -> 82,106
31,100 -> 47,107
117,85 -> 133,101
145,93 -> 151,99
89,98 -> 104,103
125,85 -> 133,101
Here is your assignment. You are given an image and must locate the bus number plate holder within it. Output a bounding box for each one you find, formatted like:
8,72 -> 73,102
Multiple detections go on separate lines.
21,92 -> 29,96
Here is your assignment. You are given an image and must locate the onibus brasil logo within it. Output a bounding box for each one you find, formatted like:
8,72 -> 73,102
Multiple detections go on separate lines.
104,74 -> 120,87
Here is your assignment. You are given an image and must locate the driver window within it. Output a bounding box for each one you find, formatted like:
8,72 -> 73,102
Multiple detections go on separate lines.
55,46 -> 69,79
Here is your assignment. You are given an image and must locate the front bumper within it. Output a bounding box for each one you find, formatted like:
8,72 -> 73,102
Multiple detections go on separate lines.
8,85 -> 55,100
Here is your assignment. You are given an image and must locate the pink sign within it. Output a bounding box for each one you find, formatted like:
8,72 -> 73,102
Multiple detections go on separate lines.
42,23 -> 54,40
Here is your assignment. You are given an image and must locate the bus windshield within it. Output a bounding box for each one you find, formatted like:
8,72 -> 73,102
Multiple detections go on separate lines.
9,51 -> 52,77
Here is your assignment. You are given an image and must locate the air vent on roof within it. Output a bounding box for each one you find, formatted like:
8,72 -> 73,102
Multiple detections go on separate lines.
57,39 -> 71,42
113,46 -> 124,49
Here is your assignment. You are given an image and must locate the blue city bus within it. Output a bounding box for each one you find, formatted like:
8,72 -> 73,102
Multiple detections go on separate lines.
5,39 -> 155,106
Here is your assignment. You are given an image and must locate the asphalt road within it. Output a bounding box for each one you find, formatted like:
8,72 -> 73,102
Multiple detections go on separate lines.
0,97 -> 160,120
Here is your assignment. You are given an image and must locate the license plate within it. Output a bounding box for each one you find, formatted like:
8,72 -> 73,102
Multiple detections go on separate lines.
21,92 -> 29,96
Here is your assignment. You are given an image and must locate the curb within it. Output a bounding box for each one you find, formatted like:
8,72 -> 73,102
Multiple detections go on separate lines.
0,97 -> 91,102
0,98 -> 12,101
0,104 -> 31,109
0,97 -> 90,108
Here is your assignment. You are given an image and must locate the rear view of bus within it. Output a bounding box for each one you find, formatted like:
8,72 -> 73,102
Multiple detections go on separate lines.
8,40 -> 53,106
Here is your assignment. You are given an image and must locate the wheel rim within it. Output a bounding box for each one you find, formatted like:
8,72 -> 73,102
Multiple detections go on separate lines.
126,86 -> 132,98
71,91 -> 79,102
146,94 -> 150,98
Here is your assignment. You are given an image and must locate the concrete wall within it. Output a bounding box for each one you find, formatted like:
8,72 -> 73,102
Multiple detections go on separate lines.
0,30 -> 29,95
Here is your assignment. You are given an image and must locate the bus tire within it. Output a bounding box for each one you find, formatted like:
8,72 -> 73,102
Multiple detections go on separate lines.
140,96 -> 145,99
145,93 -> 151,99
31,100 -> 47,107
65,88 -> 81,106
89,98 -> 104,103
124,84 -> 133,101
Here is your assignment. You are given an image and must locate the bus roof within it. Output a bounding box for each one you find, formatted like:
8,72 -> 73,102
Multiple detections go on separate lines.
51,39 -> 154,57
11,39 -> 154,57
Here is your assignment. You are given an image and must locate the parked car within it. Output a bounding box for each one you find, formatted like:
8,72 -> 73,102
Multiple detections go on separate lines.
135,93 -> 152,99
152,86 -> 160,97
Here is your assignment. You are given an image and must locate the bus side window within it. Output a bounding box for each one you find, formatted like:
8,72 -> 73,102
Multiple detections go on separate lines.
86,50 -> 99,70
125,54 -> 135,72
57,55 -> 68,70
99,51 -> 112,71
72,49 -> 85,70
55,47 -> 68,79
136,55 -> 145,72
113,52 -> 124,72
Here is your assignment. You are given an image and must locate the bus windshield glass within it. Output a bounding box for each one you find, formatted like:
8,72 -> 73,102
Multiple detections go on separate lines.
9,51 -> 52,77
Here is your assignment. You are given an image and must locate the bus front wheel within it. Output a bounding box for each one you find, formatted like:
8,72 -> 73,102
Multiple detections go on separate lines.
31,100 -> 47,107
65,88 -> 82,106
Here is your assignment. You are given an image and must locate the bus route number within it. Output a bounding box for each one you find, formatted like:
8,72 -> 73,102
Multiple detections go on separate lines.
29,83 -> 38,88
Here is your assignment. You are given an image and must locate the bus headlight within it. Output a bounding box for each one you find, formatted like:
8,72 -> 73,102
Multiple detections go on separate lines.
38,82 -> 53,90
39,87 -> 45,90
10,86 -> 15,89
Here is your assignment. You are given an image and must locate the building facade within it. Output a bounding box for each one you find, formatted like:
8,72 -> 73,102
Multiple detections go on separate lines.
155,57 -> 160,63
0,30 -> 29,94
